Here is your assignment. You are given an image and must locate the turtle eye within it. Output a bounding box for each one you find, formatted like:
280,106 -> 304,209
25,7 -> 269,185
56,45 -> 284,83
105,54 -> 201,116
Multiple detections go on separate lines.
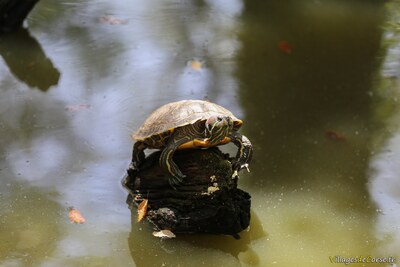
217,116 -> 223,122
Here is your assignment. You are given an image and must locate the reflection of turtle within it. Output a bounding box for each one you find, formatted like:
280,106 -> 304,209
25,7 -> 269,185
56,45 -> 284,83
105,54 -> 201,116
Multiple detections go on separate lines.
132,100 -> 253,186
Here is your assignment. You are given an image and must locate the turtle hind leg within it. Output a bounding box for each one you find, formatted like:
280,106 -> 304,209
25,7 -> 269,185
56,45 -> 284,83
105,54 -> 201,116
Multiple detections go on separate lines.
229,132 -> 253,172
132,141 -> 146,169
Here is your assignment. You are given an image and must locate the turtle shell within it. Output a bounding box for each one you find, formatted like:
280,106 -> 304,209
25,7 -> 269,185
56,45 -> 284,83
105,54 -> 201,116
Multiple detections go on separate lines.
133,100 -> 242,141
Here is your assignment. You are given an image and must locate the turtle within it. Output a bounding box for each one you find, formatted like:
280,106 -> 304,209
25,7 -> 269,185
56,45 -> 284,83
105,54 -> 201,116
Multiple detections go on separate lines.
132,100 -> 252,187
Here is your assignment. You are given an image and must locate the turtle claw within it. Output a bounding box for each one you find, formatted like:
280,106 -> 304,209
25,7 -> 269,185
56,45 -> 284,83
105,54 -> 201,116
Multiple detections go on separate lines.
232,169 -> 239,179
242,163 -> 250,172
232,161 -> 250,175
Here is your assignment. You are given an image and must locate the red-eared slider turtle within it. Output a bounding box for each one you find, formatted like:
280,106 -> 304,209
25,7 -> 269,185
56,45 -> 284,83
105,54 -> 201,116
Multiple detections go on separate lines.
132,100 -> 252,186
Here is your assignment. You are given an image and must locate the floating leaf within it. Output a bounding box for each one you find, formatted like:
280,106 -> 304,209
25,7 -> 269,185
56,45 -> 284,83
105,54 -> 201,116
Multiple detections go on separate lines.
187,59 -> 204,71
137,199 -> 148,222
65,104 -> 91,112
325,130 -> 346,141
152,229 -> 176,238
278,41 -> 292,54
99,15 -> 128,25
68,207 -> 85,224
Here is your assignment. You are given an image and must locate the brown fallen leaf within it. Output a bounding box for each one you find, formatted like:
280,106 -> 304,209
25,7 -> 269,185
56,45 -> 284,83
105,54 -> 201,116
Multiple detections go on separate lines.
137,199 -> 148,222
65,104 -> 91,112
68,207 -> 85,224
99,15 -> 128,25
325,130 -> 346,141
152,229 -> 176,238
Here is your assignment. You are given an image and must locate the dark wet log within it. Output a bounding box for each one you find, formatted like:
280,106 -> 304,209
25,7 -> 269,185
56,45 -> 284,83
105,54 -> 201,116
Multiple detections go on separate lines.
0,0 -> 39,33
123,148 -> 251,237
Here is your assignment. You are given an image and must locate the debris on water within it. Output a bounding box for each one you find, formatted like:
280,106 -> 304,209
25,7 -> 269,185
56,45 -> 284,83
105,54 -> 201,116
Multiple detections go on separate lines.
68,207 -> 86,224
65,104 -> 91,112
187,58 -> 204,71
99,15 -> 129,25
152,230 -> 176,239
278,40 -> 292,54
325,130 -> 346,141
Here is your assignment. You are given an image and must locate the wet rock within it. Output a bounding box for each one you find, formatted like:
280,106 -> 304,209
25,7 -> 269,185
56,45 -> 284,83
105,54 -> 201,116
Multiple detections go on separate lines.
123,148 -> 251,237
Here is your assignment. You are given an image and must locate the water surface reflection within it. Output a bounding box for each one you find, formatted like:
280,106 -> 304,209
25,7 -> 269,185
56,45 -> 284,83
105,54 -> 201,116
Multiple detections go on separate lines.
0,28 -> 60,91
0,0 -> 395,266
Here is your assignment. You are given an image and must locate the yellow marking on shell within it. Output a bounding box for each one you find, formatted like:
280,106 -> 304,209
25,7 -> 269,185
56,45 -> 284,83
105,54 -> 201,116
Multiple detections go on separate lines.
178,137 -> 231,149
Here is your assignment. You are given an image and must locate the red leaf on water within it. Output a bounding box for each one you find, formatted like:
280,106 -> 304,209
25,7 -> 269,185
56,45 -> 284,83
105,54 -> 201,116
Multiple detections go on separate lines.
325,130 -> 346,141
278,41 -> 292,54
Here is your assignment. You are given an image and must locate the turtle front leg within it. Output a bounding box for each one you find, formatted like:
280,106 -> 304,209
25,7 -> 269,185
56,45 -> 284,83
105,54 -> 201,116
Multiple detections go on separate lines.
132,141 -> 146,169
159,130 -> 193,187
229,132 -> 253,173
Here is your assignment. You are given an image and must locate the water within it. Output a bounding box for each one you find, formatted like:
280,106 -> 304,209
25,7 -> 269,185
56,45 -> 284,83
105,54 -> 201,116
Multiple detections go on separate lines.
0,0 -> 398,266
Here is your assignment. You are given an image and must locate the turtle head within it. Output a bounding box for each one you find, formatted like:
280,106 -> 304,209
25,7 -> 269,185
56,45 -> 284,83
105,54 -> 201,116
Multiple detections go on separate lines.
205,115 -> 233,145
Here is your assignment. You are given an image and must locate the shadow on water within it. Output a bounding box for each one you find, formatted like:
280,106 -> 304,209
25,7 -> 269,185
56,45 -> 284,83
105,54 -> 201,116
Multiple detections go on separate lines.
128,210 -> 266,267
0,28 -> 60,91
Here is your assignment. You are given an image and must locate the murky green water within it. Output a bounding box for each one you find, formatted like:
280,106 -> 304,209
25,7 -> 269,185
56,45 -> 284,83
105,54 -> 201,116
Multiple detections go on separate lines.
1,0 -> 399,266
